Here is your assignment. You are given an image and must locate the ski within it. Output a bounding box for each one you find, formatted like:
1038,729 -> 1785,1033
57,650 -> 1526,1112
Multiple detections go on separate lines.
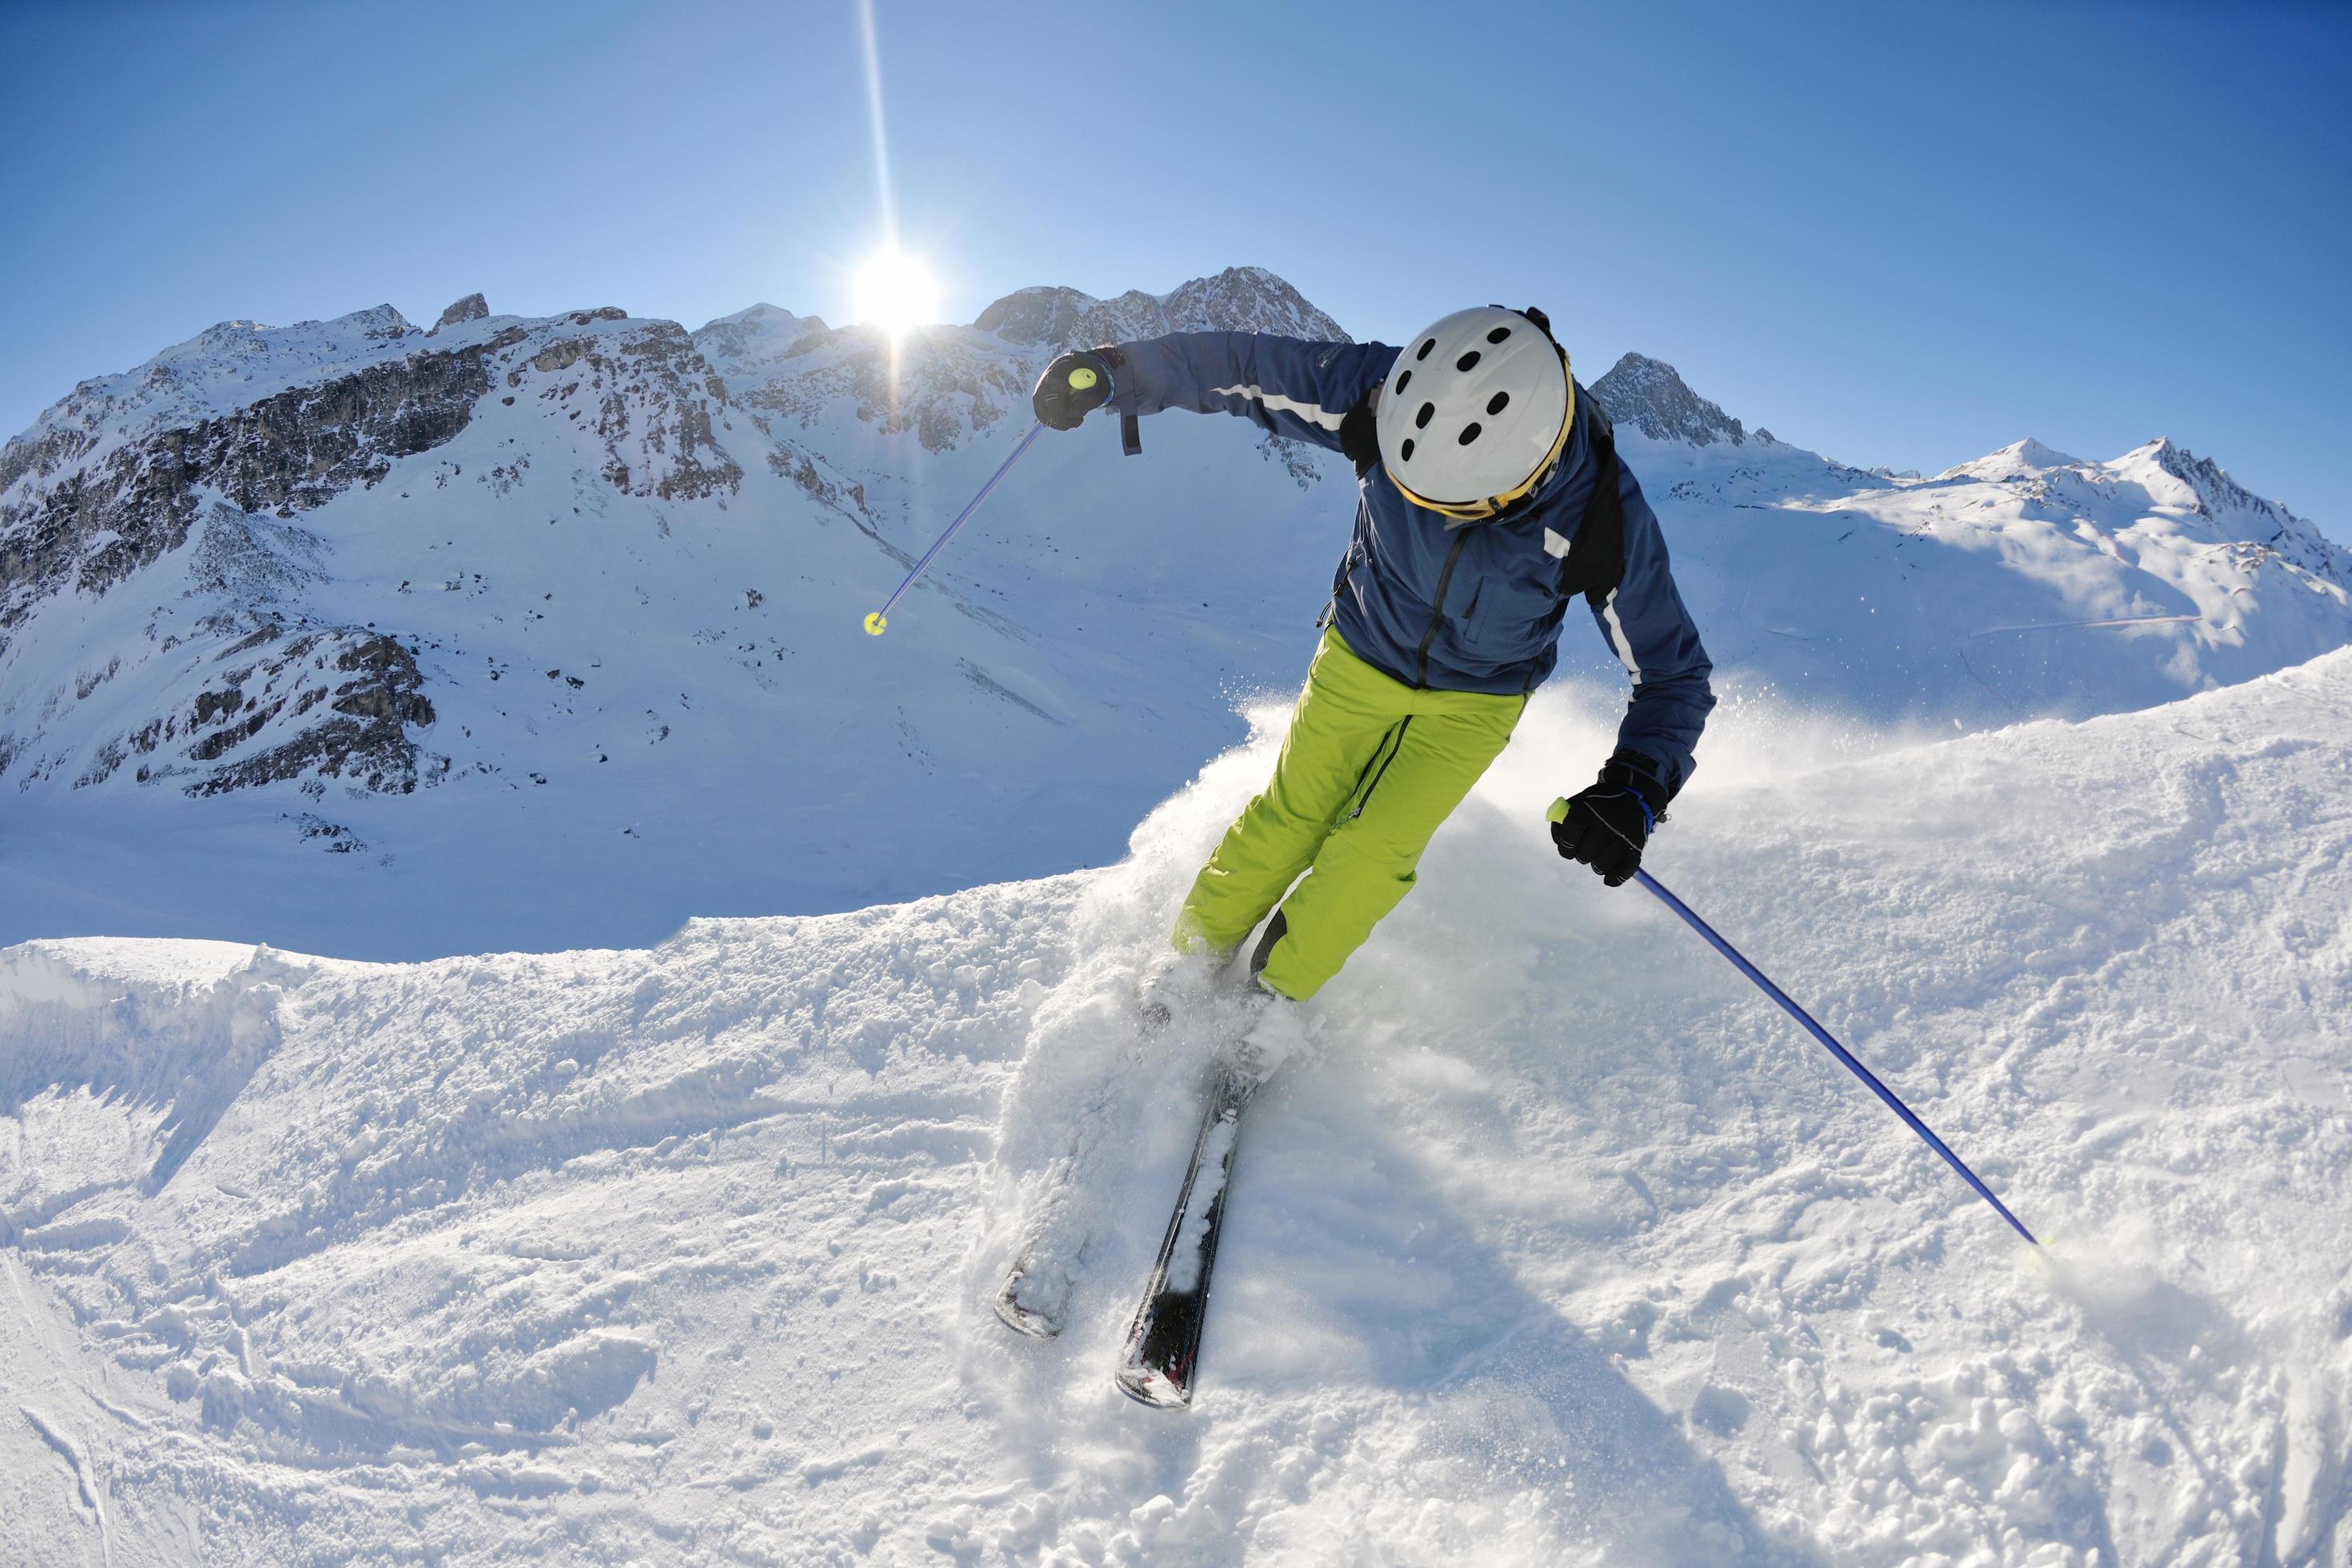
990,962 -> 1202,1340
1114,1058 -> 1260,1409
994,1234 -> 1076,1338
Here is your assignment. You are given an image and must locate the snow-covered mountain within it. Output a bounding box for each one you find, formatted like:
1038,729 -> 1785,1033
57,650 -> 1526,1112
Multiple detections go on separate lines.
3,270 -> 2346,957
1582,358 -> 2350,723
0,271 -> 1357,956
6,650 -> 2349,1564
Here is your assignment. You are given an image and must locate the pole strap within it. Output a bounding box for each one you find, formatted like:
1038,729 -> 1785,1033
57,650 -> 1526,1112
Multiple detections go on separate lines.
1111,360 -> 1142,457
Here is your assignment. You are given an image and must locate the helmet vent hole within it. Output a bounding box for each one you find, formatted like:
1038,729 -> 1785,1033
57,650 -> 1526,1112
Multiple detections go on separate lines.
1486,326 -> 1512,343
1415,338 -> 1436,362
1486,390 -> 1510,416
1414,402 -> 1434,430
1400,438 -> 1416,462
1455,350 -> 1482,372
1395,369 -> 1411,394
1458,422 -> 1483,446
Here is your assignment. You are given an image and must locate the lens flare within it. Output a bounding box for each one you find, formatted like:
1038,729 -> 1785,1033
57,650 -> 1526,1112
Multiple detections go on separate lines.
851,251 -> 940,339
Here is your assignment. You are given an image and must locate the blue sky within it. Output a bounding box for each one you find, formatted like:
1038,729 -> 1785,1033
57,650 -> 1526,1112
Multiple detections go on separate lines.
4,0 -> 2347,535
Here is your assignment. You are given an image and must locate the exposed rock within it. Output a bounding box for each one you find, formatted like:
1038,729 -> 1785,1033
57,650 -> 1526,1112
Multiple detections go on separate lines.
2,342 -> 497,628
2135,438 -> 2344,586
0,298 -> 774,804
352,305 -> 414,342
430,294 -> 490,334
766,443 -> 866,521
286,812 -> 366,852
1590,353 -> 1749,447
186,503 -> 327,604
186,630 -> 438,796
0,421 -> 98,514
2152,438 -> 2267,519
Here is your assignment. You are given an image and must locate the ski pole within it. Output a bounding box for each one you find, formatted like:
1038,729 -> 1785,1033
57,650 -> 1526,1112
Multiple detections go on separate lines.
863,419 -> 1046,635
1547,802 -> 2039,1246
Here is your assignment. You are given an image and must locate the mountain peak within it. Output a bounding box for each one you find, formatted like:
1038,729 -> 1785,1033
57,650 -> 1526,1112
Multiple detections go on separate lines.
702,302 -> 811,331
1935,438 -> 2086,482
1588,353 -> 1748,447
971,286 -> 1094,346
2118,437 -> 2278,522
974,266 -> 1346,349
428,293 -> 488,334
1158,266 -> 1343,339
691,303 -> 826,382
170,304 -> 415,364
2005,437 -> 2084,470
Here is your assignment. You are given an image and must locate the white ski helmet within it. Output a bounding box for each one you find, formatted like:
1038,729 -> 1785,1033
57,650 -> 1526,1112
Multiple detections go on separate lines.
1376,306 -> 1573,522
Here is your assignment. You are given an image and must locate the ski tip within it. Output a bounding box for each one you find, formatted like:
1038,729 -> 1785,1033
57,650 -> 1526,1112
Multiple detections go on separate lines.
992,1279 -> 1063,1341
1114,1363 -> 1194,1410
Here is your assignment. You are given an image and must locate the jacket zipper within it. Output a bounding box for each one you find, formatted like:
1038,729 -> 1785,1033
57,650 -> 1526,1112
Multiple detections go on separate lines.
1413,531 -> 1473,687
1324,500 -> 1373,630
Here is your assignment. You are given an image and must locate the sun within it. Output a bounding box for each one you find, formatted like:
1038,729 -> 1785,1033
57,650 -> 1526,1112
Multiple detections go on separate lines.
850,250 -> 941,338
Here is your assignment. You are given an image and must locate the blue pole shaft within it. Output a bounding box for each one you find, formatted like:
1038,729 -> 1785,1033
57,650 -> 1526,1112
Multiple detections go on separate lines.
871,420 -> 1046,626
1634,867 -> 2040,1246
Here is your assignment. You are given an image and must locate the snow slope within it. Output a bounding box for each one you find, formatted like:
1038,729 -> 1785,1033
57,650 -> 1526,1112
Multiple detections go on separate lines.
6,648 -> 2349,1565
4,277 -> 2346,960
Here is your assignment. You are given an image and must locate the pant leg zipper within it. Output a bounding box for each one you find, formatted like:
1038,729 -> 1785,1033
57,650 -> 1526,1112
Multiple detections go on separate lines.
1348,716 -> 1412,821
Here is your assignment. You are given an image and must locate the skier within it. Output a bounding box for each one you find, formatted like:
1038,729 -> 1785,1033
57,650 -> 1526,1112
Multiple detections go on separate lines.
1030,306 -> 1715,1006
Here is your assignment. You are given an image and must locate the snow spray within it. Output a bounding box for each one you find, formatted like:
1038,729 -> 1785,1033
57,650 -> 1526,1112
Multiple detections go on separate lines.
1548,799 -> 2040,1246
863,420 -> 1046,635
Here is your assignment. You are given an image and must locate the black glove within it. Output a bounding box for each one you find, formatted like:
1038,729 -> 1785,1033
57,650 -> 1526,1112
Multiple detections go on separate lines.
1032,348 -> 1118,431
1551,750 -> 1670,887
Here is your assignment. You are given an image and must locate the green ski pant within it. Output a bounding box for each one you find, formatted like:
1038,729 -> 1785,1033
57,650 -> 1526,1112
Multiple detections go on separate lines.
1174,627 -> 1526,1000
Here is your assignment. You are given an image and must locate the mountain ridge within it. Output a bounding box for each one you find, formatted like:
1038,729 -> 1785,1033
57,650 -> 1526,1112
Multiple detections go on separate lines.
10,277 -> 2328,549
4,266 -> 2348,955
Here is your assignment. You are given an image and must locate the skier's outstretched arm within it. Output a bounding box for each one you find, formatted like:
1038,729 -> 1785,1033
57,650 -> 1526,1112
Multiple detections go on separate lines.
1032,332 -> 1399,455
1597,472 -> 1714,795
1553,472 -> 1715,886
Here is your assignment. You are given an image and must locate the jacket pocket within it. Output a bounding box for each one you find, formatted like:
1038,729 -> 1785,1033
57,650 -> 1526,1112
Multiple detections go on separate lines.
1466,546 -> 1569,662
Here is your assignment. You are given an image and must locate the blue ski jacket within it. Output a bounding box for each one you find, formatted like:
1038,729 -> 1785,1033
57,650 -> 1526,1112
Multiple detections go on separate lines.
1110,330 -> 1715,797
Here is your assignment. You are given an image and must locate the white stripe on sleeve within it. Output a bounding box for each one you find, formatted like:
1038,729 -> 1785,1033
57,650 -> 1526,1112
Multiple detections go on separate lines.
1600,588 -> 1642,686
1209,382 -> 1345,431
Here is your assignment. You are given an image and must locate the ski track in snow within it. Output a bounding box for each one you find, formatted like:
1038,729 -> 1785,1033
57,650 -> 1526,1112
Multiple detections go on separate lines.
5,653 -> 2352,1563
